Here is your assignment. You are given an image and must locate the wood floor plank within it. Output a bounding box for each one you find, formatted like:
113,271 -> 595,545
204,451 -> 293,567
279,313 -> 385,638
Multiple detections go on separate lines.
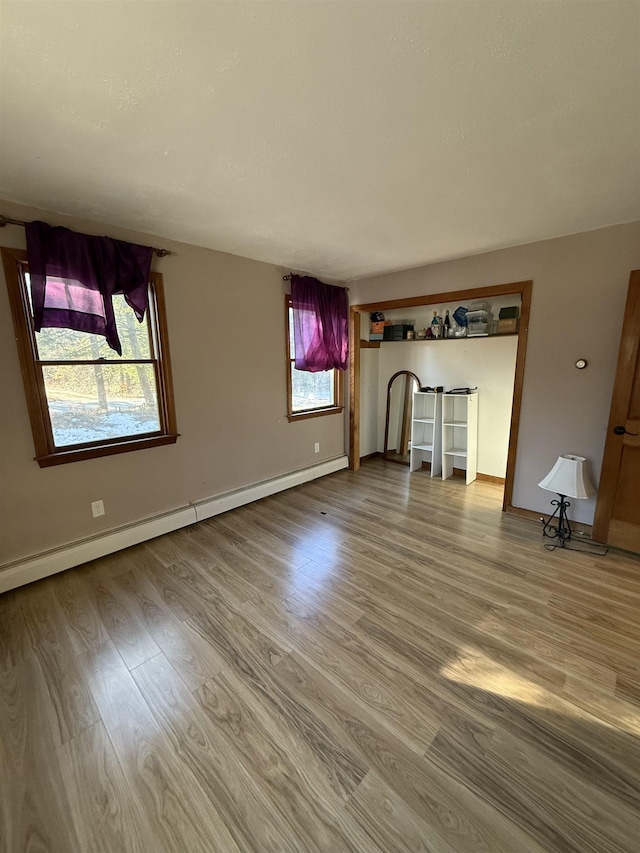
186,605 -> 369,801
282,580 -> 367,628
391,551 -> 550,614
615,668 -> 640,708
192,516 -> 354,608
196,666 -> 381,852
304,555 -> 615,689
136,652 -> 376,852
0,657 -> 81,853
211,510 -> 313,571
53,568 -> 109,655
428,723 -> 640,853
528,563 -> 640,611
120,542 -> 168,577
85,572 -> 161,669
548,594 -> 640,657
357,602 -> 566,690
237,498 -> 351,565
20,578 -> 99,745
78,639 -> 243,853
478,612 -> 617,691
478,603 -> 639,675
114,568 -> 224,690
194,516 -> 315,584
563,676 -> 640,735
57,720 -> 145,853
0,588 -> 29,675
132,652 -> 306,852
357,608 -> 640,811
241,591 -> 441,753
270,650 -> 548,853
346,770 -> 458,853
3,459 -> 640,852
171,542 -> 264,604
143,556 -> 222,622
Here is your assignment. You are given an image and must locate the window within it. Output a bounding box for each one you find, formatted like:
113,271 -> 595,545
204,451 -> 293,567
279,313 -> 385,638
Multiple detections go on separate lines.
285,295 -> 343,421
2,247 -> 178,466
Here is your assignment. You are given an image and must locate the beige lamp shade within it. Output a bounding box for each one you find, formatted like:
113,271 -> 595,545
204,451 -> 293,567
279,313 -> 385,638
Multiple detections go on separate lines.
538,455 -> 595,499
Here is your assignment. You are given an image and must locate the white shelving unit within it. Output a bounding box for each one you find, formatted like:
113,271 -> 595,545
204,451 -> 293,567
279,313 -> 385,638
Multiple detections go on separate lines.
441,392 -> 478,484
410,391 -> 442,476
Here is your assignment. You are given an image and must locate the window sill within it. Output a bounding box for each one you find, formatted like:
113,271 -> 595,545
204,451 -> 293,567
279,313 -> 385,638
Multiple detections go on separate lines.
35,433 -> 179,467
287,406 -> 343,423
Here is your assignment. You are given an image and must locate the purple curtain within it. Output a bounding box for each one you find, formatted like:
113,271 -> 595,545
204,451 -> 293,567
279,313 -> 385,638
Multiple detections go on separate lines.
291,274 -> 349,372
26,220 -> 154,355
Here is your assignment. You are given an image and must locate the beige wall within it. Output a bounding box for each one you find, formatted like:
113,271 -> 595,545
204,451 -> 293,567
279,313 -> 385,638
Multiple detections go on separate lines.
359,348 -> 380,458
350,222 -> 640,524
0,200 -> 346,565
366,336 -> 518,477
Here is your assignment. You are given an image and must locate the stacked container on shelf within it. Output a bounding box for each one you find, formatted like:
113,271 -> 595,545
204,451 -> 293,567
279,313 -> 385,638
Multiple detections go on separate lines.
465,301 -> 493,337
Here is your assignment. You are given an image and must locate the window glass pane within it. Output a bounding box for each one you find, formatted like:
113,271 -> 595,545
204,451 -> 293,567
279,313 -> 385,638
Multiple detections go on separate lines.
288,305 -> 316,361
288,306 -> 295,359
42,364 -> 161,447
291,365 -> 335,412
26,272 -> 152,361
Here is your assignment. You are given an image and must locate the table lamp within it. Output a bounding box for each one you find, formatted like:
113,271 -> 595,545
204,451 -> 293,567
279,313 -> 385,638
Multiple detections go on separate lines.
538,454 -> 595,549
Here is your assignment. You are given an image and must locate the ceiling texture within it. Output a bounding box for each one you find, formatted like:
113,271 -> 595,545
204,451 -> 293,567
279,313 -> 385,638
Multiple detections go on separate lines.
1,1 -> 638,280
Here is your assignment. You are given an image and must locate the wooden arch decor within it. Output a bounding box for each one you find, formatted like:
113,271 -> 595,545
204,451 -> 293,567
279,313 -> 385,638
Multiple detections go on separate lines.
383,370 -> 422,463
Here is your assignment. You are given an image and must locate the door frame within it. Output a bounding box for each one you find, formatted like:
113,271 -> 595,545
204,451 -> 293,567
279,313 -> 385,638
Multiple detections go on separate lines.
349,279 -> 533,513
592,269 -> 640,544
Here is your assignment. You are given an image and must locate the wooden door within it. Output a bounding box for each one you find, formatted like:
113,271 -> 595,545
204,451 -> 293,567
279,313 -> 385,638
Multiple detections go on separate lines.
593,270 -> 640,551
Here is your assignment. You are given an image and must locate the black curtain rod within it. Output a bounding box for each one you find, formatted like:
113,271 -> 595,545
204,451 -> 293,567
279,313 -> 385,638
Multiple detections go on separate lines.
0,215 -> 171,257
282,273 -> 349,290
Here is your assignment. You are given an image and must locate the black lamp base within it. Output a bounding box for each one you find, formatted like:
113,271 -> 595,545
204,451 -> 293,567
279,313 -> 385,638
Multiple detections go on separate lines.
542,494 -> 572,550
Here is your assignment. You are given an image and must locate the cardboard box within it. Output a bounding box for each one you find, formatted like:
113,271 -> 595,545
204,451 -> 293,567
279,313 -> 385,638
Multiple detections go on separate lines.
371,321 -> 386,334
497,318 -> 519,334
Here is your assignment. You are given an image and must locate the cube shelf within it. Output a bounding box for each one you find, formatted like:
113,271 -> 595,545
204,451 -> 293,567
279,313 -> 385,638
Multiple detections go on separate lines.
410,392 -> 442,476
411,391 -> 478,484
441,392 -> 478,484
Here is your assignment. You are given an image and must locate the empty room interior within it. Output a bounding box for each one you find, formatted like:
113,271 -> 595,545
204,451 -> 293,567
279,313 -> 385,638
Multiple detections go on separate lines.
1,2 -> 640,852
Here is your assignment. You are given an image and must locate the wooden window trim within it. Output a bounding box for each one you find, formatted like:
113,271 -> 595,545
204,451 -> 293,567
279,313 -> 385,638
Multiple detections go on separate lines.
284,294 -> 344,422
2,246 -> 178,467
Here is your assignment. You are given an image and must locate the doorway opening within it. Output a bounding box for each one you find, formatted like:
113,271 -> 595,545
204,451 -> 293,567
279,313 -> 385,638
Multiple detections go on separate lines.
349,280 -> 532,513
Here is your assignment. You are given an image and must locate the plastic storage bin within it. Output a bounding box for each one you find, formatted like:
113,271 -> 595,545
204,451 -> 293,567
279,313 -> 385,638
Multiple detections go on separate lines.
466,308 -> 493,336
467,301 -> 491,313
467,321 -> 491,336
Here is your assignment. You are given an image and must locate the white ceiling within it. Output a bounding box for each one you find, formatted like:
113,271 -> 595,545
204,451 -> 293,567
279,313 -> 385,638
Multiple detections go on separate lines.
1,1 -> 638,280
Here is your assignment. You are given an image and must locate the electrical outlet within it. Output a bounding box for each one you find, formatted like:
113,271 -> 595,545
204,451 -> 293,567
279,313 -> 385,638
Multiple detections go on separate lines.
314,442 -> 320,453
91,500 -> 105,518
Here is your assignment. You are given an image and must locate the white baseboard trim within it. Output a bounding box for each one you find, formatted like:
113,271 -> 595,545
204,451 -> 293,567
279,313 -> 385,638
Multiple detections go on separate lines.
193,455 -> 348,522
0,455 -> 348,594
0,507 -> 196,595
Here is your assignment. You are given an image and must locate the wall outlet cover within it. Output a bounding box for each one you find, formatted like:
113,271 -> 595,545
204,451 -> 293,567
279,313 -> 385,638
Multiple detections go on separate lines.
91,500 -> 105,518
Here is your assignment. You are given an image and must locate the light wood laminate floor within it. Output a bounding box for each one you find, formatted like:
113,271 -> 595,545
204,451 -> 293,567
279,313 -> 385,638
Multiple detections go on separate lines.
2,459 -> 640,852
